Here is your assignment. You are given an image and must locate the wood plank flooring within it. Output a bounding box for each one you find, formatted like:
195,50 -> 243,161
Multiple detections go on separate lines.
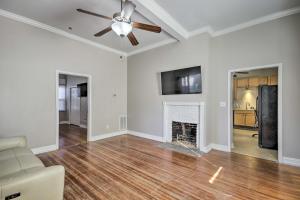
59,124 -> 87,149
39,135 -> 300,200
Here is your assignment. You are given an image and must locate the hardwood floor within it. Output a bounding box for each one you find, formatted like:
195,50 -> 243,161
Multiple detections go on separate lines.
39,135 -> 300,200
59,124 -> 87,149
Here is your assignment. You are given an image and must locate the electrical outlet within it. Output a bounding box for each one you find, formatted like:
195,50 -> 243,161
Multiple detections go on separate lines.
219,102 -> 226,107
106,125 -> 110,129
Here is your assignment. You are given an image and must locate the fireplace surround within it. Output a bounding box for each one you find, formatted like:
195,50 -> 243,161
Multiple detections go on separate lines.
163,102 -> 205,151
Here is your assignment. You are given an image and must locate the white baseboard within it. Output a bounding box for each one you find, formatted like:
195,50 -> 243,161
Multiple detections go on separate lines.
211,143 -> 230,152
31,145 -> 58,155
202,144 -> 212,153
59,122 -> 87,129
59,121 -> 69,125
79,124 -> 87,129
200,143 -> 230,153
89,130 -> 127,142
126,131 -> 228,152
128,130 -> 164,142
283,157 -> 300,167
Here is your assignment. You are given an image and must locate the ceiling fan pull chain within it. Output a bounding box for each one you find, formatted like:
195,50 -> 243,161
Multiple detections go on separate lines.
121,0 -> 125,11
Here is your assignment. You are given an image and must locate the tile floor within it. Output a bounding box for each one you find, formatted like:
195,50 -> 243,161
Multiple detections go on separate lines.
232,129 -> 278,161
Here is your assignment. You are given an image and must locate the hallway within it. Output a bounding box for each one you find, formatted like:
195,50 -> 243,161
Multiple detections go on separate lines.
59,124 -> 87,149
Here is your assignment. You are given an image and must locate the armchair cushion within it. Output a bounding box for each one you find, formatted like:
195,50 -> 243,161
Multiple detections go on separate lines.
0,137 -> 27,151
0,147 -> 32,161
0,154 -> 44,178
0,136 -> 64,200
0,166 -> 65,200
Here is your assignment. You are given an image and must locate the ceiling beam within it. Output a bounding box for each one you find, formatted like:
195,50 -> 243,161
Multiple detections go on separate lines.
132,0 -> 188,41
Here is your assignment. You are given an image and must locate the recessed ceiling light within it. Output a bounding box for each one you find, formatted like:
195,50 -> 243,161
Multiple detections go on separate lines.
68,27 -> 72,30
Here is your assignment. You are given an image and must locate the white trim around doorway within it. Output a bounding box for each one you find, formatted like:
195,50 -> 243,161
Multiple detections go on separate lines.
56,70 -> 92,150
227,63 -> 283,163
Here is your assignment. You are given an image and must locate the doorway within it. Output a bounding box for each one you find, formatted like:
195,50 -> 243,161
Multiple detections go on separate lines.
228,64 -> 282,162
56,71 -> 92,149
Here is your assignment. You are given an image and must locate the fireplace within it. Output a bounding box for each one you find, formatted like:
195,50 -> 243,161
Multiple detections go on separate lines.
172,121 -> 197,148
163,102 -> 205,151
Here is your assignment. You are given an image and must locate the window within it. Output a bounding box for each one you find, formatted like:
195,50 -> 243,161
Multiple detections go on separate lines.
59,85 -> 66,111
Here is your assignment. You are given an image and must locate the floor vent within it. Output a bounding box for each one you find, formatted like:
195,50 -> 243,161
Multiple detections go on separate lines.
119,115 -> 127,130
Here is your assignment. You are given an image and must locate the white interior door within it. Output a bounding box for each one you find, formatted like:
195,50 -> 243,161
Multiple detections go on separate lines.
70,87 -> 80,126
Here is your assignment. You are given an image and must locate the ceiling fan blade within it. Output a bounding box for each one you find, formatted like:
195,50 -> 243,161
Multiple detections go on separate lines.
127,32 -> 139,46
121,1 -> 136,19
77,9 -> 112,20
133,22 -> 161,33
94,27 -> 112,37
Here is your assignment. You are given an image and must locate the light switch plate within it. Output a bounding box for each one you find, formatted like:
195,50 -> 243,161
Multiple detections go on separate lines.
219,102 -> 226,107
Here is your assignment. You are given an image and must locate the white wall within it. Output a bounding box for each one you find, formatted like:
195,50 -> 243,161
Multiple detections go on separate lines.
0,16 -> 127,148
128,13 -> 300,159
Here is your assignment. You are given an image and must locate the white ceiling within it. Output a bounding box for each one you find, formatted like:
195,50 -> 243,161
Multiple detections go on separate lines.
0,0 -> 299,55
0,0 -> 171,53
154,0 -> 300,31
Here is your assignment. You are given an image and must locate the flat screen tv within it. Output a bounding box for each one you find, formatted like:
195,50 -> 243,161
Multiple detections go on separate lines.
161,66 -> 202,95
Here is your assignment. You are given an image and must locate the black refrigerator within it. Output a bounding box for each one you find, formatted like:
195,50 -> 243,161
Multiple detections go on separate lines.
257,85 -> 278,150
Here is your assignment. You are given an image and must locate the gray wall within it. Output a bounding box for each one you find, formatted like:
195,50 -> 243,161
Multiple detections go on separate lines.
210,13 -> 300,159
128,33 -> 213,146
0,16 -> 127,148
128,13 -> 300,159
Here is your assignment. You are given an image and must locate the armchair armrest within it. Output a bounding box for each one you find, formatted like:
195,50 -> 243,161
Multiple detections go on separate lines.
0,136 -> 27,151
0,166 -> 65,200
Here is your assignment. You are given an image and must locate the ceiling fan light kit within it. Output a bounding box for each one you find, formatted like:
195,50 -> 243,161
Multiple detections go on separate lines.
111,21 -> 132,37
77,0 -> 162,46
111,13 -> 133,37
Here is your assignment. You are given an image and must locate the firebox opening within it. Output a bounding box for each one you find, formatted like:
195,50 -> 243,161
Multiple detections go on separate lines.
172,121 -> 197,149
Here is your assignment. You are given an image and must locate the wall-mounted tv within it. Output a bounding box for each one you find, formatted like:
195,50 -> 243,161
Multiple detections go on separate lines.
161,66 -> 202,95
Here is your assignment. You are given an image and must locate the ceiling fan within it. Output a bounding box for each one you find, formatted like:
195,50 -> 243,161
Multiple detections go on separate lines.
77,0 -> 162,46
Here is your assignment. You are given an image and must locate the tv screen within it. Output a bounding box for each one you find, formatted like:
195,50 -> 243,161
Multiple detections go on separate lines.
161,66 -> 202,95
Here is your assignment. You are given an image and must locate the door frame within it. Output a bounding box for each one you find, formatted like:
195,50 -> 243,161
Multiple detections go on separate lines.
56,70 -> 92,149
227,63 -> 283,163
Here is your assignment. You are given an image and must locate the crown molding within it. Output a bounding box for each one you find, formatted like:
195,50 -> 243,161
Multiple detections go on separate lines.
212,6 -> 300,37
0,9 -> 127,56
1,5 -> 300,57
188,26 -> 214,38
127,38 -> 177,56
128,6 -> 300,56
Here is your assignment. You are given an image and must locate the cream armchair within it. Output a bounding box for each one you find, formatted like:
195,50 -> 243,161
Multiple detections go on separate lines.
0,137 -> 27,151
0,136 -> 65,200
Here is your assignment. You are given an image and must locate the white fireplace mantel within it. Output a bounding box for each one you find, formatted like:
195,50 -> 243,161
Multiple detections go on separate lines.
163,101 -> 205,152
